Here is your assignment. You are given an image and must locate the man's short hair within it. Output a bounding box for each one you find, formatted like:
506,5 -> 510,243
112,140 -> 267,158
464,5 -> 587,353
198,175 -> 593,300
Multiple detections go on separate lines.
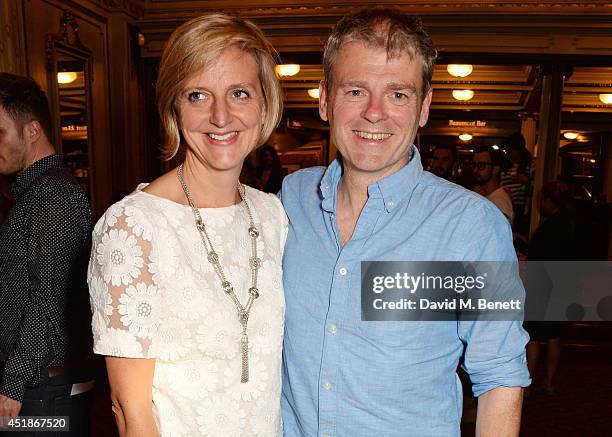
473,146 -> 508,170
322,8 -> 437,99
433,144 -> 457,160
503,132 -> 526,150
0,73 -> 53,140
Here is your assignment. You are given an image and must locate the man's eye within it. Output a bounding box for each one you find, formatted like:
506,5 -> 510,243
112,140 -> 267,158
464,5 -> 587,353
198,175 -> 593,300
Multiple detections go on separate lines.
187,91 -> 205,102
348,90 -> 362,97
393,92 -> 406,99
233,89 -> 250,99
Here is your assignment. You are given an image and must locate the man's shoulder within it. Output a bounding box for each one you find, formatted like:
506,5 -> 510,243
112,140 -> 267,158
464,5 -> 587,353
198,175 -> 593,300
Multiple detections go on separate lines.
420,171 -> 486,205
280,166 -> 327,198
28,167 -> 89,210
284,166 -> 327,187
419,171 -> 508,224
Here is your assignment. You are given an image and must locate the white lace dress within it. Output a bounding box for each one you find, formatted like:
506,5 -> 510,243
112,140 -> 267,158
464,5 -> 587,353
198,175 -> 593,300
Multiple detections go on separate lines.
88,184 -> 287,437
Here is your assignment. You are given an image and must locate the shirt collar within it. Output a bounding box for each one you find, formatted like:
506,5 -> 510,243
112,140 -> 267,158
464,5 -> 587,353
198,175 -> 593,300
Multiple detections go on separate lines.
320,145 -> 423,213
11,154 -> 63,198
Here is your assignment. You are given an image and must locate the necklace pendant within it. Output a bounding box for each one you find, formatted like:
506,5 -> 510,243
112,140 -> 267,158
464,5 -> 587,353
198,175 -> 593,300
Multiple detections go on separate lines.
240,334 -> 249,383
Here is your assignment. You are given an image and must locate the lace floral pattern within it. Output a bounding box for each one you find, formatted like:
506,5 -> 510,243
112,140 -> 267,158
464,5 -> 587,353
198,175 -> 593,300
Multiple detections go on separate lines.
88,184 -> 287,436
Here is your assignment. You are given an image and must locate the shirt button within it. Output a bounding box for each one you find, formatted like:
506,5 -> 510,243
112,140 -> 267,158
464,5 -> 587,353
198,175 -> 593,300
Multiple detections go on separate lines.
323,381 -> 332,390
388,201 -> 395,208
329,324 -> 337,334
339,267 -> 348,276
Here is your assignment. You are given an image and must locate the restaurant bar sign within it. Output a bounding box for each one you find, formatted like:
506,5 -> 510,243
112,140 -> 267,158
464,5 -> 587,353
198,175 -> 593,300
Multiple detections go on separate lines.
449,120 -> 487,128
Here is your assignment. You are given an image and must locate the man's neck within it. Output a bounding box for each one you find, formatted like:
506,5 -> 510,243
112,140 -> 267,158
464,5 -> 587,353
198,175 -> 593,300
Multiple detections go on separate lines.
477,178 -> 500,197
23,140 -> 55,171
335,162 -> 405,246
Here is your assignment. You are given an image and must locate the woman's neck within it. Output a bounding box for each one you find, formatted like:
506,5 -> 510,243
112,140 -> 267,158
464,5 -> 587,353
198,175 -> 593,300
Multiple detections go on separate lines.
180,158 -> 241,208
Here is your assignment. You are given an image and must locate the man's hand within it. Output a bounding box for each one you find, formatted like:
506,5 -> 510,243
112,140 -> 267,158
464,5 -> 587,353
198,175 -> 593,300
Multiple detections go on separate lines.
0,394 -> 22,427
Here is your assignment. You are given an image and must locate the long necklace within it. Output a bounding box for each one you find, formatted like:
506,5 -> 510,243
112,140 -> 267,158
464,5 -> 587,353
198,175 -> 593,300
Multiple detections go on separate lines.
177,164 -> 261,383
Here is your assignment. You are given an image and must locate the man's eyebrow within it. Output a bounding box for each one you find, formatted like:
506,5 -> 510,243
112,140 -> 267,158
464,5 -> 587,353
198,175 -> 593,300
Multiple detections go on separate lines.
387,82 -> 417,92
338,80 -> 368,88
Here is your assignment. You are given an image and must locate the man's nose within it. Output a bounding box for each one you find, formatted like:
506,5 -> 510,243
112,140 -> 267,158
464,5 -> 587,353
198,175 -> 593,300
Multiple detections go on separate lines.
361,95 -> 388,124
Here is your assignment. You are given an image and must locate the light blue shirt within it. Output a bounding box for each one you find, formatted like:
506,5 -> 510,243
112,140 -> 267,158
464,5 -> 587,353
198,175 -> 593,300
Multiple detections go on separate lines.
280,146 -> 531,437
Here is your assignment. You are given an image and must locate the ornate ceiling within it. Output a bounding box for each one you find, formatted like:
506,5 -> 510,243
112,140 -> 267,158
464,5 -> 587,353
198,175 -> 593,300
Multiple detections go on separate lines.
105,0 -> 612,142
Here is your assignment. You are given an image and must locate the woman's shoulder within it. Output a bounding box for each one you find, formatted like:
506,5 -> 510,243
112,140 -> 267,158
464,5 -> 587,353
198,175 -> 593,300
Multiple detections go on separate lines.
93,183 -> 175,236
244,185 -> 285,220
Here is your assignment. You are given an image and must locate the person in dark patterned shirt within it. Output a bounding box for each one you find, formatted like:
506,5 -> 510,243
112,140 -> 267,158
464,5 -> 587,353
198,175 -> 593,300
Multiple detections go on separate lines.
0,73 -> 93,434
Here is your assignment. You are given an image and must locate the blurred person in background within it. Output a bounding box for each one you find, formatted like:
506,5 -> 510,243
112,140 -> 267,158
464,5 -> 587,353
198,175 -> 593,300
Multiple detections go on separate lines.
524,180 -> 576,396
430,144 -> 457,181
501,132 -> 532,232
256,145 -> 284,193
472,145 -> 514,223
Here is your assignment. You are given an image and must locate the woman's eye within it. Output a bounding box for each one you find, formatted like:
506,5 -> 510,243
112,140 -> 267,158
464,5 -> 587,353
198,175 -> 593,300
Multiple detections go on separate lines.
233,89 -> 250,99
187,91 -> 205,102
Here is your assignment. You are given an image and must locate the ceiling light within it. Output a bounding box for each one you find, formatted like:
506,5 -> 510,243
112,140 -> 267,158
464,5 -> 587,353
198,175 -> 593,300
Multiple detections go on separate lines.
563,132 -> 579,140
57,72 -> 77,84
491,145 -> 500,150
447,64 -> 473,78
452,90 -> 474,101
459,133 -> 473,141
275,64 -> 300,77
599,94 -> 612,104
307,88 -> 320,99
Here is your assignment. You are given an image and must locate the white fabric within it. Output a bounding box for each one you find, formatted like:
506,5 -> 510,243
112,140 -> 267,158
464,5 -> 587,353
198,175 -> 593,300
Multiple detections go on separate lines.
88,183 -> 288,436
487,187 -> 514,223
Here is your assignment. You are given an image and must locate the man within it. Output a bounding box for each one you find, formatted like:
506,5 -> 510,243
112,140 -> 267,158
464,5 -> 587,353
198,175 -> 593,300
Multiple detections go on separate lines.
472,146 -> 514,222
0,73 -> 93,434
501,132 -> 531,222
430,144 -> 457,181
280,9 -> 530,436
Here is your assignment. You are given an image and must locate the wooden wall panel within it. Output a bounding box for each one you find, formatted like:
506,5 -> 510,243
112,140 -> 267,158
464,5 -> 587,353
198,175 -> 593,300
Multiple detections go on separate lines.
22,0 -> 112,217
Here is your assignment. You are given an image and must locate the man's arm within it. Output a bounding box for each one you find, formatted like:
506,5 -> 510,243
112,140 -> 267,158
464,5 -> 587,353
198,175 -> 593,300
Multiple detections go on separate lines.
0,189 -> 88,405
476,386 -> 523,437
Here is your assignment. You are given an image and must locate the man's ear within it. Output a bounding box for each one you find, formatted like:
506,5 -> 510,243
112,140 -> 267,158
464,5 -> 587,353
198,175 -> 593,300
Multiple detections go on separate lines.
319,81 -> 329,122
23,120 -> 43,144
418,87 -> 433,128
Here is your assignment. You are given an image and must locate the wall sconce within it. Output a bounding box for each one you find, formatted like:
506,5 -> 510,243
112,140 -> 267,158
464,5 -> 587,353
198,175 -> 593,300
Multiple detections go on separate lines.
459,133 -> 473,141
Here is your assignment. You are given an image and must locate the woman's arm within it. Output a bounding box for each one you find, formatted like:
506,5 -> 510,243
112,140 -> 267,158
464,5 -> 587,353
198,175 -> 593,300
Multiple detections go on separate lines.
106,357 -> 158,437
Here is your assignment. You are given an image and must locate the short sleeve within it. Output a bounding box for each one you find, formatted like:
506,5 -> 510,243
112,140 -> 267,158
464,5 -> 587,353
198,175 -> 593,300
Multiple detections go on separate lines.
88,201 -> 161,359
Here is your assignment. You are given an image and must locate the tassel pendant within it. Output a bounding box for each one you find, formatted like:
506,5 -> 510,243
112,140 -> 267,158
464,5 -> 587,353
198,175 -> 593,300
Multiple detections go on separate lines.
240,334 -> 249,383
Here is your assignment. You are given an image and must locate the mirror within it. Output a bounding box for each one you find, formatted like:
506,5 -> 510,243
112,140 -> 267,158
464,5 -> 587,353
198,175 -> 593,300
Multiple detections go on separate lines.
46,10 -> 93,203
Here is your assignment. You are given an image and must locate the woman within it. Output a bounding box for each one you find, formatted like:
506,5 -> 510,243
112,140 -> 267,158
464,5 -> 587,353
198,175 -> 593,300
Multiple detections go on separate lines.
88,14 -> 286,436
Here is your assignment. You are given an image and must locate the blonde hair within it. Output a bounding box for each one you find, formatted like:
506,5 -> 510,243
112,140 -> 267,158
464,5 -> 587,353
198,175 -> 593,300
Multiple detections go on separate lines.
156,13 -> 283,160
